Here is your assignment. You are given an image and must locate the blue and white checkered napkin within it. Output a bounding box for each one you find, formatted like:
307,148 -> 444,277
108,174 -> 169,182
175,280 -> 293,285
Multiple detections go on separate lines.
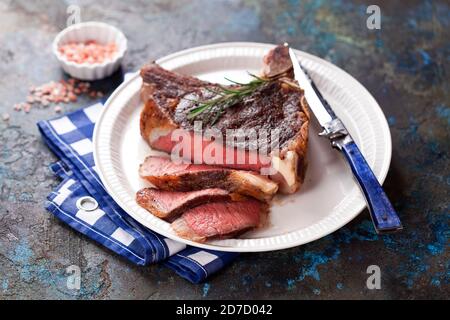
37,98 -> 238,283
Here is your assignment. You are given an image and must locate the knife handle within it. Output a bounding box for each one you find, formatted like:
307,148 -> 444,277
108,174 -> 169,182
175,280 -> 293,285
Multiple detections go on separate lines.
341,141 -> 402,234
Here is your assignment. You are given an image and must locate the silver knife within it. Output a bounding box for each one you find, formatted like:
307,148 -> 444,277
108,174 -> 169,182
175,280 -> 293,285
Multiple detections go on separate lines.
288,47 -> 403,234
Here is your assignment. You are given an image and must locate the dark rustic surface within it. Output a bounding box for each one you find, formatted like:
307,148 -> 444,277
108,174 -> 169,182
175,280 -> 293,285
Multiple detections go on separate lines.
0,0 -> 448,300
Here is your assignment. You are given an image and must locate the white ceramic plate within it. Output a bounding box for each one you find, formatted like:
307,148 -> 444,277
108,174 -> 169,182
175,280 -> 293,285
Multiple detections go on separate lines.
93,42 -> 392,252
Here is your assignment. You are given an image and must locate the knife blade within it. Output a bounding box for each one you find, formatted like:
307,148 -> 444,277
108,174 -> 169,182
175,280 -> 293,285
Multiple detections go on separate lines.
288,47 -> 403,234
288,49 -> 335,125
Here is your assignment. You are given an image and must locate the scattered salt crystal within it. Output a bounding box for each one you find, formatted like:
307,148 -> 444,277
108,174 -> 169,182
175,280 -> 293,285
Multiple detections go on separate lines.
23,103 -> 31,113
2,113 -> 10,121
68,92 -> 77,102
15,77 -> 104,114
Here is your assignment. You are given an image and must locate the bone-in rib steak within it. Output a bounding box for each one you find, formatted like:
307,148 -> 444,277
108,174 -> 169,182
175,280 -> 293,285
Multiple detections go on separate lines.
140,45 -> 309,193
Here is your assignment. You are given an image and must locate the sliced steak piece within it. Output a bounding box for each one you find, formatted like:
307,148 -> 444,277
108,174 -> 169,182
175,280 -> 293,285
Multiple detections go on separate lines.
140,44 -> 310,194
136,187 -> 231,220
172,199 -> 266,242
138,156 -> 278,201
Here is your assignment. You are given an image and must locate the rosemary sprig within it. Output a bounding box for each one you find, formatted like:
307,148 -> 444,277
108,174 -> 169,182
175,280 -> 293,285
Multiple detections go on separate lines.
186,73 -> 280,124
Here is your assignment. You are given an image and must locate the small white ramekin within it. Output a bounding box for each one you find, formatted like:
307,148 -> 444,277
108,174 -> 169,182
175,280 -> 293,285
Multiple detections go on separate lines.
52,21 -> 127,81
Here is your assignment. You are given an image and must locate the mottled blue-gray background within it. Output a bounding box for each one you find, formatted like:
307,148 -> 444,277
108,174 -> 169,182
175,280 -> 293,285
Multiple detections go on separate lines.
0,0 -> 448,299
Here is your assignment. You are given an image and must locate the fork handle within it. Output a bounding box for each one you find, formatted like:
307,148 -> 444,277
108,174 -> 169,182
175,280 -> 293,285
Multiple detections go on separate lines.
341,141 -> 403,234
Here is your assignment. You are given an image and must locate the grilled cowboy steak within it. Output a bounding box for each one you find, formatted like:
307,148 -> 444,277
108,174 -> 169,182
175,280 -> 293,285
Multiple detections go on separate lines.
136,187 -> 231,220
140,45 -> 310,193
172,199 -> 266,242
139,156 -> 278,201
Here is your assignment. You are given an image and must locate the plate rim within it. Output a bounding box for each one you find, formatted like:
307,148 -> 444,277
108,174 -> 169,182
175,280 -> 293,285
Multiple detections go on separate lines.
93,41 -> 392,252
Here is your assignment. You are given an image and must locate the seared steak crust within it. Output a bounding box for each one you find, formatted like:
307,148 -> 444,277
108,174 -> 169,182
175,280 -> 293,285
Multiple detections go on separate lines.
141,65 -> 308,153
